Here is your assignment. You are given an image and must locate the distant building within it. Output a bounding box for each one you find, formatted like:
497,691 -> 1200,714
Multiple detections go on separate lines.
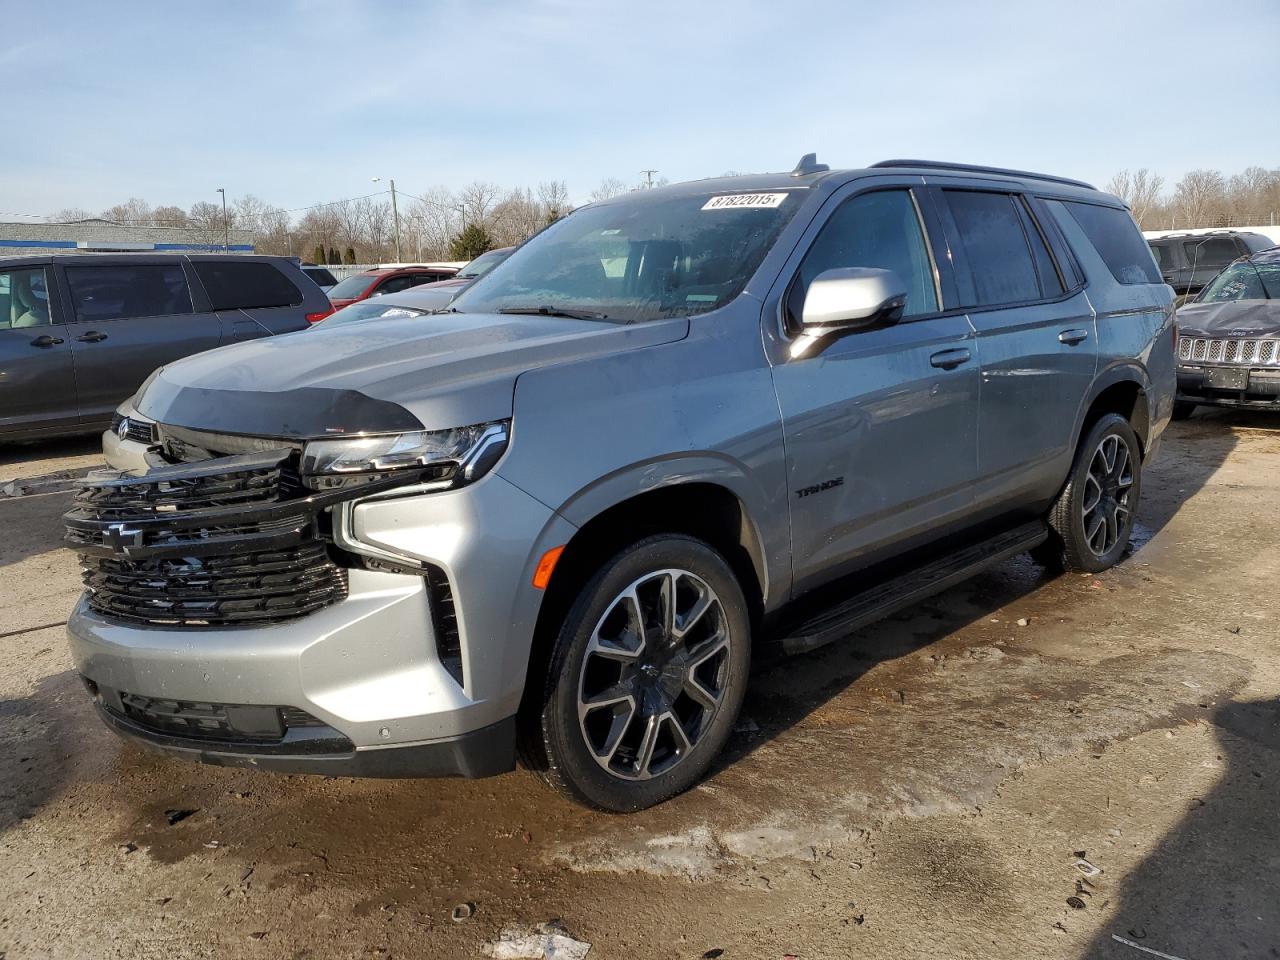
0,219 -> 254,257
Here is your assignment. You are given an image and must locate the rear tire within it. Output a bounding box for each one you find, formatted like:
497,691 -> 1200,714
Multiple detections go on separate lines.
1038,413 -> 1142,573
1171,400 -> 1197,421
520,534 -> 751,812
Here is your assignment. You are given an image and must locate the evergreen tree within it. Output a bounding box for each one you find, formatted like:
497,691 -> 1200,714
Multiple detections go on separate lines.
327,246 -> 340,265
343,247 -> 357,265
311,244 -> 326,265
448,223 -> 495,262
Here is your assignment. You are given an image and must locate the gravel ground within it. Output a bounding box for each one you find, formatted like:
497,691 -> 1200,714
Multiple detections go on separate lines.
1,413 -> 1278,960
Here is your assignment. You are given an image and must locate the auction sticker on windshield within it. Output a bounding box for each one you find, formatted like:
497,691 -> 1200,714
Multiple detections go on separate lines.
701,193 -> 789,210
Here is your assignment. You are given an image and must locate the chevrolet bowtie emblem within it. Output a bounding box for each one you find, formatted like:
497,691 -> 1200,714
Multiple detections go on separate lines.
103,522 -> 144,555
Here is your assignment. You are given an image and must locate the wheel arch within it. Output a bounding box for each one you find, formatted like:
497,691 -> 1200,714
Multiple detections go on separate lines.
520,473 -> 773,720
1075,364 -> 1152,457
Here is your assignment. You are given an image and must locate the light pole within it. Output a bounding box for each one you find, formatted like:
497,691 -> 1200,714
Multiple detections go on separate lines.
372,177 -> 403,263
215,187 -> 229,251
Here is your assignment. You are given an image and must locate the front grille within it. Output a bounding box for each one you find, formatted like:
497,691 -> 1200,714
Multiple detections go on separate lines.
66,449 -> 349,627
1179,336 -> 1280,367
82,543 -> 348,626
110,413 -> 159,446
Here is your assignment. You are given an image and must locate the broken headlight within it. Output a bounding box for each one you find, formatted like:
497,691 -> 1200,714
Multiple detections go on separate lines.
301,420 -> 509,490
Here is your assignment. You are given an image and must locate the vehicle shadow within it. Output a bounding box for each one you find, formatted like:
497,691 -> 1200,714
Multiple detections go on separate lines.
0,671 -> 84,835
717,416 -> 1239,773
0,434 -> 100,471
1081,696 -> 1280,959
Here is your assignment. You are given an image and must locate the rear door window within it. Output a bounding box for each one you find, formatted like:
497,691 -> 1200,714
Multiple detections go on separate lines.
0,267 -> 54,328
1062,202 -> 1161,284
194,261 -> 304,310
944,190 -> 1042,306
65,264 -> 193,322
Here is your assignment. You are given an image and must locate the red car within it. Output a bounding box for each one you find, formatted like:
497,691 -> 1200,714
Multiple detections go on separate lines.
324,266 -> 458,314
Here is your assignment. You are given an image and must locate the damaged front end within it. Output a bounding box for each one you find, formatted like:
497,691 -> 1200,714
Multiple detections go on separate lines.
64,420 -> 509,628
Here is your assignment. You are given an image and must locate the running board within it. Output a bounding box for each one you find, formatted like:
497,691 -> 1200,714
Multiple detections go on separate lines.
775,521 -> 1049,657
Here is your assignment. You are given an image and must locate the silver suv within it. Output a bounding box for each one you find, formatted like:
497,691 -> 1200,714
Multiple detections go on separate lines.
65,157 -> 1175,811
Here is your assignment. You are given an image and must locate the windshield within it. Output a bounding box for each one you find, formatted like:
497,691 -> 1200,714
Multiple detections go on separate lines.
451,189 -> 805,324
1198,261 -> 1280,302
458,249 -> 511,279
327,274 -> 378,299
316,301 -> 429,327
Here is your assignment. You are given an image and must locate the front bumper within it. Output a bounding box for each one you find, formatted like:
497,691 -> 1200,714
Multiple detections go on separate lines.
67,468 -> 577,778
1177,364 -> 1280,409
87,681 -> 515,778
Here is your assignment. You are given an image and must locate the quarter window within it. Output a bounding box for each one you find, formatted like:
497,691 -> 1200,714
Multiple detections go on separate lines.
66,264 -> 193,322
793,189 -> 938,322
945,191 -> 1042,307
1062,202 -> 1161,285
194,261 -> 303,310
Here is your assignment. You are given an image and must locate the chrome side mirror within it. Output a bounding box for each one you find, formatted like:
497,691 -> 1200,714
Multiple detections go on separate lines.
791,267 -> 907,358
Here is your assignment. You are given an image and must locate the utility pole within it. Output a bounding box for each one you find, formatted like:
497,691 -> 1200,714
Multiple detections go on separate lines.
640,169 -> 658,189
372,177 -> 403,263
216,187 -> 229,251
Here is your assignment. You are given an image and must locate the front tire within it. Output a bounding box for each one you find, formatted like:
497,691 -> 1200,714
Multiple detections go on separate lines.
522,535 -> 750,812
1040,413 -> 1142,573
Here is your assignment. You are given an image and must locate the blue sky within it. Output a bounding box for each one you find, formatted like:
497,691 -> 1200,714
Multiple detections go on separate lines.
3,0 -> 1277,217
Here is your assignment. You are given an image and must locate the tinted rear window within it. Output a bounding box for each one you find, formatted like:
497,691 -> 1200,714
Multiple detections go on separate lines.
194,261 -> 304,310
945,190 -> 1041,307
66,264 -> 193,322
1182,237 -> 1239,269
303,266 -> 338,286
1063,202 -> 1160,284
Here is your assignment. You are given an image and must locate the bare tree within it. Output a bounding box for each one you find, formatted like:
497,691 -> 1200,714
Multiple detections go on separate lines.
1172,169 -> 1226,228
405,187 -> 461,261
1107,169 -> 1165,230
187,200 -> 226,247
457,181 -> 501,227
589,178 -> 628,202
49,207 -> 92,223
102,198 -> 153,223
151,205 -> 188,226
490,188 -> 545,246
537,180 -> 571,221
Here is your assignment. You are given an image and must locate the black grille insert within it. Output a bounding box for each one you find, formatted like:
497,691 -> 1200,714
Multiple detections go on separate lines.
426,563 -> 464,688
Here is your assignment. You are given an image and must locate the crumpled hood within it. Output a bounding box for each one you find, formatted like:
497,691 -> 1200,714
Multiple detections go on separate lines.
135,312 -> 689,438
1176,300 -> 1280,338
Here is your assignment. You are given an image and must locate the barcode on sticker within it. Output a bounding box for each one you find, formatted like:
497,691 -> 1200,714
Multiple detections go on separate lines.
701,193 -> 788,210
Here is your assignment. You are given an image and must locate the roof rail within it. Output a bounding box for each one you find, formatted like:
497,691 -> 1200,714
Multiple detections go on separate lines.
871,159 -> 1095,190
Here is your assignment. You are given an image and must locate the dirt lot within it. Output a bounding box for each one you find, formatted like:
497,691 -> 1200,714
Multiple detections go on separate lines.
2,414 -> 1278,960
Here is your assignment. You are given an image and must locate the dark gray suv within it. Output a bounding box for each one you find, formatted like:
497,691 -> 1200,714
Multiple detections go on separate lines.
66,157 -> 1175,812
0,254 -> 331,441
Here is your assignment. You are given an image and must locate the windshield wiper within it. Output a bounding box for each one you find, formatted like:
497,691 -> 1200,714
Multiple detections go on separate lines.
497,305 -> 609,320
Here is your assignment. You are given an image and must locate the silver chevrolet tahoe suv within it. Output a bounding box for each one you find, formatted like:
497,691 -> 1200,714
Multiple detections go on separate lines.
66,156 -> 1175,812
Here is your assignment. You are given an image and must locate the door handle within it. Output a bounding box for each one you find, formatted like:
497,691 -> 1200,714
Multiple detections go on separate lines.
929,348 -> 971,370
1058,328 -> 1090,346
30,334 -> 65,348
75,331 -> 109,343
